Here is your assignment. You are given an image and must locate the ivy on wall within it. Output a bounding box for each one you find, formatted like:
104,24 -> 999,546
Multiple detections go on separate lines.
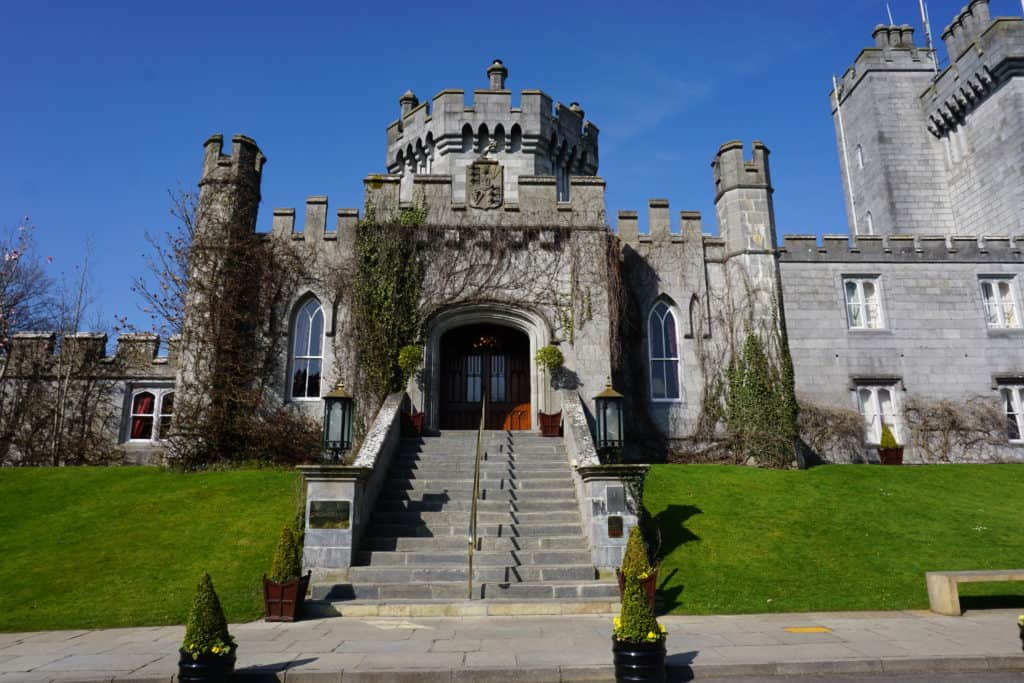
351,208 -> 426,404
724,330 -> 798,467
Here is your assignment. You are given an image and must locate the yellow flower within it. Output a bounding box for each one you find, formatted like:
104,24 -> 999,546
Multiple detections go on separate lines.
659,623 -> 667,633
1019,614 -> 1024,626
613,617 -> 621,627
647,631 -> 656,639
212,646 -> 219,654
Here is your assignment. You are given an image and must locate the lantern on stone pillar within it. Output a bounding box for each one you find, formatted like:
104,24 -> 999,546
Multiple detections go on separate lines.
322,382 -> 354,460
593,377 -> 624,449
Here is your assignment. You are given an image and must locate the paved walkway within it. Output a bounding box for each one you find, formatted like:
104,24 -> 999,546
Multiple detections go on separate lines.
0,609 -> 1022,681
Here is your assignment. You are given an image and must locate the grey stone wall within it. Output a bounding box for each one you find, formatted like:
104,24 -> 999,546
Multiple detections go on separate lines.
779,234 -> 1024,463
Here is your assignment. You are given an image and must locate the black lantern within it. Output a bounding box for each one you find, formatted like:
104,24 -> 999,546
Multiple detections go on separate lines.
322,382 -> 354,460
593,377 -> 624,449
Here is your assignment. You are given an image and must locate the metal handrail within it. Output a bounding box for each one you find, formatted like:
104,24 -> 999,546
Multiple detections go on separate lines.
468,392 -> 487,600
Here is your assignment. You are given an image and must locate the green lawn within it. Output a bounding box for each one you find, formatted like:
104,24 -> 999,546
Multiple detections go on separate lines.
645,464 -> 1024,615
0,467 -> 299,632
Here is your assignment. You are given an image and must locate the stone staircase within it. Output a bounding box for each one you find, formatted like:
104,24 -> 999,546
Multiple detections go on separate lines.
311,430 -> 618,616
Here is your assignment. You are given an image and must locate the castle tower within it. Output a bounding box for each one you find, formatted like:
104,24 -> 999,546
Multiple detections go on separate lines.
831,23 -> 954,236
175,134 -> 265,433
385,60 -> 599,203
712,141 -> 781,339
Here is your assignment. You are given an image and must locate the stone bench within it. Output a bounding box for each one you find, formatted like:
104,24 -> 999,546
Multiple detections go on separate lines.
926,569 -> 1024,615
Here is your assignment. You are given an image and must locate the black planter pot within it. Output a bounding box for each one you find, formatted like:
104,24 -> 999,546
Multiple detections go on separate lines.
612,637 -> 666,683
178,648 -> 236,683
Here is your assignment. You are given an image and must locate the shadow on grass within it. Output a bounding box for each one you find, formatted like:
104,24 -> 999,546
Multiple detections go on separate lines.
961,594 -> 1024,611
654,505 -> 702,615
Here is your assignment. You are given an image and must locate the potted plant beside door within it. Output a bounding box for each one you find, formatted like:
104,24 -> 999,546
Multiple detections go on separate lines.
535,345 -> 565,437
262,526 -> 311,622
877,422 -> 904,465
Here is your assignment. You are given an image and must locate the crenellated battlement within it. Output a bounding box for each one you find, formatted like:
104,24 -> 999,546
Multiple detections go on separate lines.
200,134 -> 266,188
2,332 -> 180,378
941,0 -> 992,60
712,140 -> 771,202
925,14 -> 1024,137
831,24 -> 934,108
385,61 -> 598,204
778,233 -> 1024,262
266,197 -> 360,246
614,201 -> 703,244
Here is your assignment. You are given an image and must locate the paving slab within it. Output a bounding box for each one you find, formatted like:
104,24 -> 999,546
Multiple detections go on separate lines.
0,609 -> 1020,681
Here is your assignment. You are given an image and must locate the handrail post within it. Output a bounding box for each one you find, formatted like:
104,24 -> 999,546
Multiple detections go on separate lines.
468,392 -> 486,600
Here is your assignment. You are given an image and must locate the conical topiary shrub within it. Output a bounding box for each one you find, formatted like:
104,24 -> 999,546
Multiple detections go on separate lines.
178,573 -> 236,683
617,525 -> 657,608
182,573 -> 236,660
620,526 -> 653,580
268,527 -> 302,583
612,576 -> 666,682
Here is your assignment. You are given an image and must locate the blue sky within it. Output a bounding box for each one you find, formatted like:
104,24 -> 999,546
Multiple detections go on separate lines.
2,0 -> 1015,333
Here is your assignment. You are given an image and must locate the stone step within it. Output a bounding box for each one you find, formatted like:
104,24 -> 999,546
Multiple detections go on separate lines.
371,509 -> 582,525
387,462 -> 573,473
363,535 -> 588,552
311,580 -> 619,603
305,598 -> 619,618
365,521 -> 584,538
374,497 -> 579,513
386,468 -> 570,482
347,563 -> 597,585
380,479 -> 569,489
354,548 -> 593,567
376,489 -> 575,504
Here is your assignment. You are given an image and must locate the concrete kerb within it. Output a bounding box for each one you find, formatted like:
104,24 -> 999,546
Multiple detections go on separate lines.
87,655 -> 1024,682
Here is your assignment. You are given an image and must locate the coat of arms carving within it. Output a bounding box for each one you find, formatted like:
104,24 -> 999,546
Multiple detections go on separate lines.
468,159 -> 503,210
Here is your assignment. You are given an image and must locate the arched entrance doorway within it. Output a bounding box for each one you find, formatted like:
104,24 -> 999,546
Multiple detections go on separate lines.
439,324 -> 531,430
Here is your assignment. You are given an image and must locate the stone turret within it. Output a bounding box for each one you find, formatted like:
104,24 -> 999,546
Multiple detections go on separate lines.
176,134 -> 266,426
386,60 -> 599,204
713,140 -> 775,255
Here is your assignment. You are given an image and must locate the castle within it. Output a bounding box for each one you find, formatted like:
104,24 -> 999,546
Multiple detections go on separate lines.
3,0 -> 1024,469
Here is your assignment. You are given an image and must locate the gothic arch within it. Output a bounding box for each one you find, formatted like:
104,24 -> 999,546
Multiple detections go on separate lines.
422,304 -> 553,432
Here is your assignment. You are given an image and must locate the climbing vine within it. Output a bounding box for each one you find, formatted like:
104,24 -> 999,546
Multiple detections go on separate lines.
351,207 -> 426,406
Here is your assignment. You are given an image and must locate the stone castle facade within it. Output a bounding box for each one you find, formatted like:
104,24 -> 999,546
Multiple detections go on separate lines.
3,1 -> 1024,466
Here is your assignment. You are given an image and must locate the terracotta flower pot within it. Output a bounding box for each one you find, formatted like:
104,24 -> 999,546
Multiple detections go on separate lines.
539,411 -> 561,437
612,636 -> 665,683
878,447 -> 904,465
178,648 -> 236,683
262,571 -> 311,622
402,411 -> 425,436
616,567 -> 658,609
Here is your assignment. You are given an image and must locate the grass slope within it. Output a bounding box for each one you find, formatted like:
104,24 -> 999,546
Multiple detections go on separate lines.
645,464 -> 1024,615
0,467 -> 299,632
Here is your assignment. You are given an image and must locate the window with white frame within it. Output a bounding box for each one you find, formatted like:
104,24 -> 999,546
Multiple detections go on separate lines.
843,276 -> 884,329
290,298 -> 324,399
979,277 -> 1021,329
648,301 -> 680,401
128,388 -> 174,442
856,384 -> 902,444
1000,386 -> 1024,442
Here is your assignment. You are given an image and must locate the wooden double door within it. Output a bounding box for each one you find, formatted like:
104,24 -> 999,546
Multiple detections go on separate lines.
439,325 -> 531,430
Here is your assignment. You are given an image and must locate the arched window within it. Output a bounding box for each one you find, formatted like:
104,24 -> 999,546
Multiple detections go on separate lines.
461,124 -> 474,153
509,124 -> 522,152
648,301 -> 680,401
290,298 -> 324,399
493,124 -> 506,152
128,388 -> 174,441
477,123 -> 490,153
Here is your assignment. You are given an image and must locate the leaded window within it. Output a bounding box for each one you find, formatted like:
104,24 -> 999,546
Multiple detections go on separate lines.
291,298 -> 324,399
648,301 -> 680,401
980,277 -> 1021,329
844,277 -> 883,329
